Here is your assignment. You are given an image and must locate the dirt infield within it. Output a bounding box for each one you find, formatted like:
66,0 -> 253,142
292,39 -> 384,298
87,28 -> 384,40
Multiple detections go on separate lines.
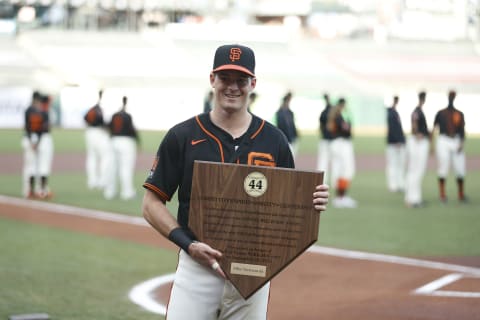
1,196 -> 479,320
2,151 -> 480,174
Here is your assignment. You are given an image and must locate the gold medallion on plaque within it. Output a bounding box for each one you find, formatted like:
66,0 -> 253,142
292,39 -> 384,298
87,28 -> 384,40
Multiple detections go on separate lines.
244,171 -> 268,197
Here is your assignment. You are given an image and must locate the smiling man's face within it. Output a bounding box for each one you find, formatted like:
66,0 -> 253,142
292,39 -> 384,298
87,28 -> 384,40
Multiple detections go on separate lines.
210,70 -> 256,114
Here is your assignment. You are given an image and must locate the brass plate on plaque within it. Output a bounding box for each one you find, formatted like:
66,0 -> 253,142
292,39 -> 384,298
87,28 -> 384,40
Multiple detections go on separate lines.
188,161 -> 324,299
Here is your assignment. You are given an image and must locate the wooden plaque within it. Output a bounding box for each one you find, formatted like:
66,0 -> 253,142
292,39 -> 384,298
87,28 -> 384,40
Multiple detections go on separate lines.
188,161 -> 324,299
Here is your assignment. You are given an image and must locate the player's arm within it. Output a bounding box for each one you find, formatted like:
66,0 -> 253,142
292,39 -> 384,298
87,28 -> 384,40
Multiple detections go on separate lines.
458,112 -> 466,153
430,112 -> 440,154
84,107 -> 91,123
25,112 -> 40,150
142,190 -> 224,277
142,189 -> 179,239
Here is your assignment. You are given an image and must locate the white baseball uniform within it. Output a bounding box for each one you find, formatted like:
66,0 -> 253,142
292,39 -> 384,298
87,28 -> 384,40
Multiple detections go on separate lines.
405,105 -> 430,206
167,250 -> 270,320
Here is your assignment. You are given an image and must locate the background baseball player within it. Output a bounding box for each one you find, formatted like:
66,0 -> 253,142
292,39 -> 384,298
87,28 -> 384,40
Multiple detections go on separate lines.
327,97 -> 357,208
432,90 -> 467,203
142,44 -> 329,320
386,95 -> 406,193
275,91 -> 298,159
84,89 -> 110,190
405,91 -> 430,208
247,91 -> 257,113
104,95 -> 139,200
203,90 -> 214,113
22,91 -> 54,199
316,93 -> 333,184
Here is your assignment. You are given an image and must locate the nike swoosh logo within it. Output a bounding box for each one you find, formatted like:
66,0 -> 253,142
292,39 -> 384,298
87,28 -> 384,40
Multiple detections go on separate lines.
191,139 -> 207,146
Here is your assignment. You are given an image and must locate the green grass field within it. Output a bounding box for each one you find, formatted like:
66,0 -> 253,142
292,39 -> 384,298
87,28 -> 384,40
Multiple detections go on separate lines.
1,128 -> 479,319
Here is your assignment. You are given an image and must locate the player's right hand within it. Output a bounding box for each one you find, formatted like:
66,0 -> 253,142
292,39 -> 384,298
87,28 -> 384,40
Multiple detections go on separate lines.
188,241 -> 226,278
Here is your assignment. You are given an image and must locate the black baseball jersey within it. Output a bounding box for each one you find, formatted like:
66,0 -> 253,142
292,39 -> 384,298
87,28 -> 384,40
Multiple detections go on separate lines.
411,107 -> 429,137
433,106 -> 465,140
275,108 -> 298,143
386,107 -> 405,144
84,104 -> 105,127
330,113 -> 352,139
319,105 -> 332,140
24,105 -> 49,139
143,113 -> 294,238
109,111 -> 138,141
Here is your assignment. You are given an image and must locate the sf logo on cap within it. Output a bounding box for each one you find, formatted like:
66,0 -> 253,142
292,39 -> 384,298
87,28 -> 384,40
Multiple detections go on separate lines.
229,48 -> 242,62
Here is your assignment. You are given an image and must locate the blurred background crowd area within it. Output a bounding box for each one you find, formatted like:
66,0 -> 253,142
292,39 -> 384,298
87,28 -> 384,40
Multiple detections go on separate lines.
1,0 -> 479,42
1,0 -> 480,134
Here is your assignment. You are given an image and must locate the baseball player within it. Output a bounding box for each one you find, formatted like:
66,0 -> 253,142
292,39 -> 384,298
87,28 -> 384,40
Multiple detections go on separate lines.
327,97 -> 357,208
275,91 -> 298,158
142,44 -> 329,320
432,90 -> 467,203
22,91 -> 54,199
405,91 -> 430,208
247,91 -> 257,113
316,93 -> 333,184
84,89 -> 110,190
104,96 -> 139,200
203,90 -> 214,113
385,95 -> 406,193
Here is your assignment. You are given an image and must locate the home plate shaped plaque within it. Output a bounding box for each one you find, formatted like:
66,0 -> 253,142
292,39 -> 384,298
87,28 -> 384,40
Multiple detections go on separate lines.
189,161 -> 324,299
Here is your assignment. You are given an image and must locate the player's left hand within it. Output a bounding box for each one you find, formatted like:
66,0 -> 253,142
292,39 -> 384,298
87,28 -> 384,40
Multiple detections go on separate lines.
188,241 -> 226,278
313,184 -> 329,212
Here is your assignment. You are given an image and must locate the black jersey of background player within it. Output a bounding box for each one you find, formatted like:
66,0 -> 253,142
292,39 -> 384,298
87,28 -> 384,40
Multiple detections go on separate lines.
84,104 -> 105,127
143,113 -> 294,238
332,113 -> 352,139
109,110 -> 138,140
411,107 -> 429,137
387,107 -> 405,144
276,107 -> 298,143
24,105 -> 49,139
433,106 -> 465,139
319,104 -> 332,140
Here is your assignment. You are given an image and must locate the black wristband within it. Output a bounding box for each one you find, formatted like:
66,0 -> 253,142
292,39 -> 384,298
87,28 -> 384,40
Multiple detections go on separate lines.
168,227 -> 194,253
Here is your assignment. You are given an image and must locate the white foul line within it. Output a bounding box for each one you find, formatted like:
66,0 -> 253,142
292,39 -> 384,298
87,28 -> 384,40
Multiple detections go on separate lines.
129,274 -> 175,315
307,246 -> 480,276
414,273 -> 480,298
1,194 -> 479,315
415,273 -> 463,295
0,194 -> 148,226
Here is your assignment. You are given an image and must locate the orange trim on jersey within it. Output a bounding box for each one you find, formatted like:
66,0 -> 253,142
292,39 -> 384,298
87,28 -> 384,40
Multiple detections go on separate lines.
143,183 -> 170,202
195,115 -> 225,162
250,120 -> 265,139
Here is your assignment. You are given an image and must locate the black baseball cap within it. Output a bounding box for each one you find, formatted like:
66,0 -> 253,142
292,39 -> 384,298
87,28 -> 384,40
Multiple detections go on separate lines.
212,44 -> 255,77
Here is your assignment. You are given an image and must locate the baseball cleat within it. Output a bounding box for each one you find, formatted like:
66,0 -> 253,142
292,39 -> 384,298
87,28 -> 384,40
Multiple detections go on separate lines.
26,191 -> 37,199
